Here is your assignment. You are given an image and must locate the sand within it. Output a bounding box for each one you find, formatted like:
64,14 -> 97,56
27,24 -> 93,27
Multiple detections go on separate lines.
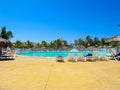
0,56 -> 120,90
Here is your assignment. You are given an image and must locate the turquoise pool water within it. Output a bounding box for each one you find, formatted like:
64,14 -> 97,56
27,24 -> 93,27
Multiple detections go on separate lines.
18,51 -> 110,58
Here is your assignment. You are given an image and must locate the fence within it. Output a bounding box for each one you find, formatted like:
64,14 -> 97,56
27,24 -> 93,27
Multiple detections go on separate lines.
15,47 -> 119,54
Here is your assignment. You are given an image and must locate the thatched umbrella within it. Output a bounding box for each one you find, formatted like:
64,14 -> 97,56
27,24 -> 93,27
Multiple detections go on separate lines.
0,37 -> 12,48
106,36 -> 120,42
106,36 -> 120,52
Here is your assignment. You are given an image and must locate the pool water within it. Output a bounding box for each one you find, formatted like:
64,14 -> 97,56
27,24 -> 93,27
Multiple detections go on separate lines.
18,51 -> 110,58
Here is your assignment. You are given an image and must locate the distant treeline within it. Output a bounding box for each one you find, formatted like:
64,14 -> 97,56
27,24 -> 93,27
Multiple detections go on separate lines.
13,35 -> 119,49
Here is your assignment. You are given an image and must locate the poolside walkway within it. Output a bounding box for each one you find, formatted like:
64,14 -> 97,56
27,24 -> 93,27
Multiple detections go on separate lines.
0,57 -> 120,90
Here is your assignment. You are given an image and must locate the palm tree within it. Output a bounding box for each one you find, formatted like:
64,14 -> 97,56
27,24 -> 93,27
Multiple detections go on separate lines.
36,43 -> 41,48
0,26 -> 13,40
78,38 -> 83,46
49,41 -> 54,48
109,42 -> 119,47
93,37 -> 100,47
26,40 -> 34,48
101,38 -> 106,46
55,39 -> 63,49
74,40 -> 78,46
14,40 -> 23,48
85,35 -> 93,47
41,40 -> 48,48
63,40 -> 68,47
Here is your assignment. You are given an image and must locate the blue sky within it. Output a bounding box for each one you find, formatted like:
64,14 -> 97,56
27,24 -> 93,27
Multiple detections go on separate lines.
0,0 -> 120,43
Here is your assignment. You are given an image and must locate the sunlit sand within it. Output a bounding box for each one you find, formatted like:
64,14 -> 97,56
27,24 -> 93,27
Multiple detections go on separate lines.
0,56 -> 120,90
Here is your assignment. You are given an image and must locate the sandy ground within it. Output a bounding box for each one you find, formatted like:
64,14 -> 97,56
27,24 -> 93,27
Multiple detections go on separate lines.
0,56 -> 120,90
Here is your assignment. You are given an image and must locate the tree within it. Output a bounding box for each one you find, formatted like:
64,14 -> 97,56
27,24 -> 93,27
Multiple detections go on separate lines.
56,39 -> 63,48
14,40 -> 23,48
93,37 -> 100,47
85,35 -> 93,47
26,40 -> 34,48
41,40 -> 48,48
78,38 -> 83,46
36,43 -> 41,48
49,41 -> 54,48
82,41 -> 88,48
50,38 -> 67,49
74,40 -> 78,46
63,40 -> 68,47
101,38 -> 106,46
109,42 -> 119,47
0,26 -> 13,40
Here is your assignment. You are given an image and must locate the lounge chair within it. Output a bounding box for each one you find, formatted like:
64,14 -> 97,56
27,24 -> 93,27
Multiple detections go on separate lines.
93,52 -> 100,61
86,53 -> 93,61
86,53 -> 97,62
0,51 -> 16,60
77,53 -> 85,61
68,53 -> 76,62
56,56 -> 64,62
9,52 -> 16,60
116,52 -> 120,60
109,52 -> 120,60
99,56 -> 109,61
0,55 -> 15,60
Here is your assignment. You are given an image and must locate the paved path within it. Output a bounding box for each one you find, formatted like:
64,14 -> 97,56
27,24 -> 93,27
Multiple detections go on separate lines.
0,57 -> 120,90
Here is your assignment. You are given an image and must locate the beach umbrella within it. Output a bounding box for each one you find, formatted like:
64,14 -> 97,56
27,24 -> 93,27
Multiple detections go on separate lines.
0,37 -> 12,48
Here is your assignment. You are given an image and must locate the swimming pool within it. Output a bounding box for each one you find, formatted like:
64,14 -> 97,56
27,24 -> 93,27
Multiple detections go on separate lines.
18,51 -> 110,58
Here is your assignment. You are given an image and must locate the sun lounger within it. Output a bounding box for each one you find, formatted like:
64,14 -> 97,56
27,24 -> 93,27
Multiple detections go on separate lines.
56,56 -> 64,62
109,52 -> 120,60
68,53 -> 76,62
77,53 -> 85,61
86,53 -> 96,62
0,51 -> 16,60
99,56 -> 109,61
93,52 -> 100,61
0,55 -> 15,60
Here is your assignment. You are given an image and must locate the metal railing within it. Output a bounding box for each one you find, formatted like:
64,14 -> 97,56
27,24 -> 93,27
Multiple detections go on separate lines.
15,47 -> 119,54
